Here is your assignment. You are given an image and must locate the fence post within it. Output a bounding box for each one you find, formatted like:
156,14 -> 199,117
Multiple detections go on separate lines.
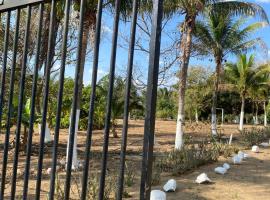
140,0 -> 163,199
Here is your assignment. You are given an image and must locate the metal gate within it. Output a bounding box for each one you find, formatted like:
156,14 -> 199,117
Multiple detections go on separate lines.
0,0 -> 163,199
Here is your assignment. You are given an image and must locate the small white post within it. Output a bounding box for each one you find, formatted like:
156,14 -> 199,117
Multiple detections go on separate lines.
229,134 -> 233,145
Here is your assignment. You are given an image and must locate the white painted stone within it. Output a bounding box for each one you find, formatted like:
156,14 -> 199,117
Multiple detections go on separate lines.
260,142 -> 270,147
150,190 -> 166,200
47,168 -> 52,175
232,155 -> 242,164
238,151 -> 245,160
195,173 -> 211,184
223,163 -> 230,170
252,145 -> 260,153
214,167 -> 227,175
163,179 -> 177,192
244,153 -> 249,158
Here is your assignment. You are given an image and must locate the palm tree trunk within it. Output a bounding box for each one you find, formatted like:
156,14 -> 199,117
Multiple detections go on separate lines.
67,11 -> 96,169
175,16 -> 195,150
252,101 -> 255,124
255,102 -> 258,125
211,56 -> 222,136
239,95 -> 245,131
264,101 -> 267,127
195,109 -> 199,124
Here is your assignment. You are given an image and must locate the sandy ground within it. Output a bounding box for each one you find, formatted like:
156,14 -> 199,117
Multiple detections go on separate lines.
152,147 -> 270,200
0,120 -> 269,199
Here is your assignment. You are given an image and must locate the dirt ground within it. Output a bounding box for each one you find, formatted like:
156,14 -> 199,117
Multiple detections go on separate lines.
152,147 -> 270,200
0,120 -> 270,199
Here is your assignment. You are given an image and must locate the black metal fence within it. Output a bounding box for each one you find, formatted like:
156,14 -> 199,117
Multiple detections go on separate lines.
0,0 -> 163,199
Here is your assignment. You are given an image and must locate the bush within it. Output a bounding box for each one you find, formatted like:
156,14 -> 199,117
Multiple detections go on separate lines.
212,142 -> 239,158
154,141 -> 219,175
124,162 -> 136,187
240,128 -> 265,147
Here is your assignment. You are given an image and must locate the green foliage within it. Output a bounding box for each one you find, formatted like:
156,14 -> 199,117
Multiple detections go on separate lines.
184,66 -> 212,121
240,128 -> 267,147
156,88 -> 177,119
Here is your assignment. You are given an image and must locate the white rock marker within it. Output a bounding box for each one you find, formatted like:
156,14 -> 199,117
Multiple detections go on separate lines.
195,173 -> 211,184
214,167 -> 227,175
260,142 -> 270,147
252,145 -> 260,153
163,179 -> 177,192
238,151 -> 245,159
223,163 -> 230,170
232,155 -> 242,164
150,190 -> 166,200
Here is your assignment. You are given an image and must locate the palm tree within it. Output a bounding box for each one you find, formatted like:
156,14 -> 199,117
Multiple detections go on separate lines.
249,63 -> 270,126
225,54 -> 266,131
63,0 -> 134,168
193,8 -> 267,135
171,0 -> 268,149
98,75 -> 143,137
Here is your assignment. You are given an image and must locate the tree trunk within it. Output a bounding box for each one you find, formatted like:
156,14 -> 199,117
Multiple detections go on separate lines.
67,11 -> 96,169
175,15 -> 195,150
22,125 -> 28,152
255,102 -> 258,125
211,55 -> 222,136
111,119 -> 118,138
195,109 -> 199,124
239,95 -> 245,131
264,101 -> 267,127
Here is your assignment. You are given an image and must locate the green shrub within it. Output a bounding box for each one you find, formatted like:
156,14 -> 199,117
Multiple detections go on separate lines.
212,142 -> 239,158
240,128 -> 265,147
155,142 -> 219,175
124,162 -> 136,187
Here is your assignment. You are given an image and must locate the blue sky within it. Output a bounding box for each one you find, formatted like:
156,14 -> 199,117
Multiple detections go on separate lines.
66,0 -> 270,86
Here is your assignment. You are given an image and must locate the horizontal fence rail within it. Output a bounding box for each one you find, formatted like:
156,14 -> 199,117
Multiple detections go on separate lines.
0,0 -> 163,199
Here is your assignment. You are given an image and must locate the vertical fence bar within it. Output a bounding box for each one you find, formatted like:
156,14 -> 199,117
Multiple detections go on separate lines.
116,0 -> 139,199
80,0 -> 103,199
48,0 -> 71,199
35,1 -> 56,199
10,6 -> 32,200
0,9 -> 18,200
140,0 -> 163,199
98,0 -> 121,198
22,3 -> 44,200
0,11 -> 10,137
64,0 -> 86,199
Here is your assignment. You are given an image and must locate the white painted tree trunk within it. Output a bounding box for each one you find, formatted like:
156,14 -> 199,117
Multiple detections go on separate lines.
38,123 -> 52,143
239,96 -> 245,131
66,109 -> 80,170
255,112 -> 258,125
253,116 -> 256,125
175,113 -> 184,150
211,57 -> 221,136
175,19 -> 193,150
264,101 -> 267,127
195,109 -> 199,124
239,111 -> 244,131
211,113 -> 217,135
